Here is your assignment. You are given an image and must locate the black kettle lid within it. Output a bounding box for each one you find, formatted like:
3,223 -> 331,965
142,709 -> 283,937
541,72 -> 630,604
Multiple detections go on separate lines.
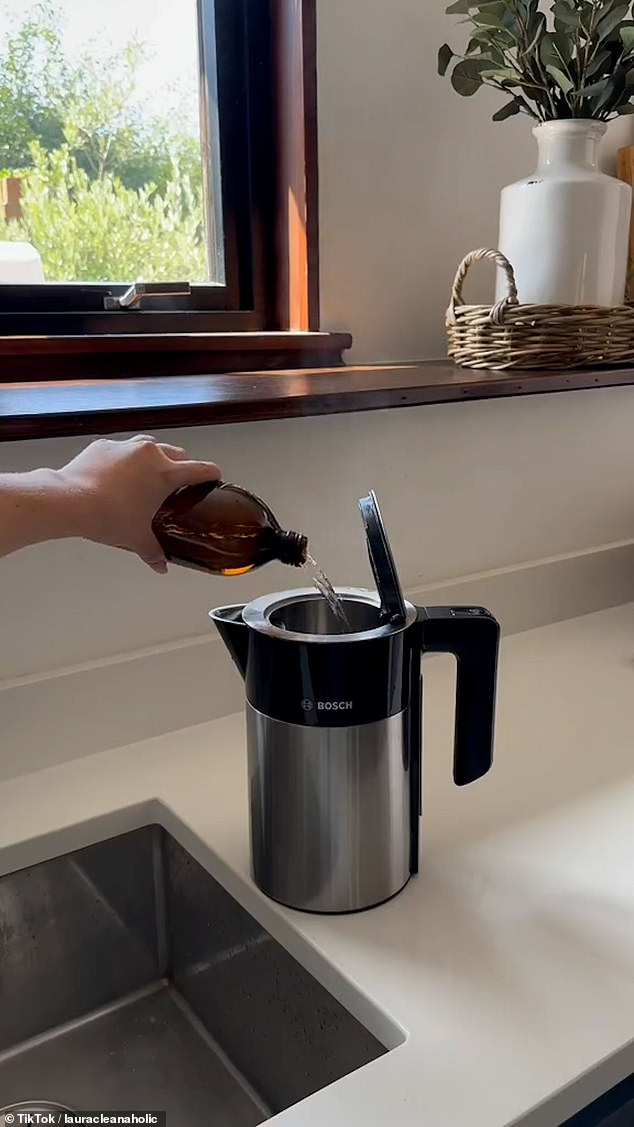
358,490 -> 407,625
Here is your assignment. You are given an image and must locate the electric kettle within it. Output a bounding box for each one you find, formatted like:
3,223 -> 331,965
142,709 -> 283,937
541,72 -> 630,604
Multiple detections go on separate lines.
211,491 -> 500,914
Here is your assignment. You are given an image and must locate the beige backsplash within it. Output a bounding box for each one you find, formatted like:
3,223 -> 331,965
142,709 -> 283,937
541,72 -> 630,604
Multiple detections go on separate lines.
2,539 -> 634,781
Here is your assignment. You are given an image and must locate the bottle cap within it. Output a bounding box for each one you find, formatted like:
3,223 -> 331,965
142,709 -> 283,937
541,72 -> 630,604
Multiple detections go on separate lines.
358,490 -> 407,624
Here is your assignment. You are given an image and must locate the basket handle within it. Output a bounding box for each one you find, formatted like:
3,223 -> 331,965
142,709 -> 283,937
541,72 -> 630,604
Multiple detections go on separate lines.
447,248 -> 519,325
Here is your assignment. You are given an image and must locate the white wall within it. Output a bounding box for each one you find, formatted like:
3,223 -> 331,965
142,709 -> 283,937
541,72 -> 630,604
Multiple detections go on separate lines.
3,388 -> 634,681
3,1 -> 634,769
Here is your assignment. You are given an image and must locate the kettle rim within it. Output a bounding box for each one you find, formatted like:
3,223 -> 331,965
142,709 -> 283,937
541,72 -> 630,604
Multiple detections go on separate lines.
212,586 -> 417,644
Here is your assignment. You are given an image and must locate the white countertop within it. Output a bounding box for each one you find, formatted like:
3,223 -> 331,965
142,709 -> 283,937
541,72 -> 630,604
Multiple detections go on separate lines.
1,603 -> 634,1126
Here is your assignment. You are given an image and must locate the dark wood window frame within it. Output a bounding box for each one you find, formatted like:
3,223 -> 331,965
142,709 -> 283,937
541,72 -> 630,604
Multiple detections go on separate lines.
0,0 -> 350,383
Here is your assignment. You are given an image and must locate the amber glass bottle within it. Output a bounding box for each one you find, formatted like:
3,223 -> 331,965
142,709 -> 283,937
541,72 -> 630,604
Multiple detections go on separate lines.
152,481 -> 309,575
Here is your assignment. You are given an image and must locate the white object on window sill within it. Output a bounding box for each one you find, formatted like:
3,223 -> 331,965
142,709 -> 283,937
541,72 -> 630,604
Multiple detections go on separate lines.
0,241 -> 45,283
496,120 -> 631,307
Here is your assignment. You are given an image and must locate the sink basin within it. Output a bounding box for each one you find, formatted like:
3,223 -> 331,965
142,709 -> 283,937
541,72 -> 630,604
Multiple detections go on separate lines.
558,1073 -> 634,1127
0,825 -> 388,1124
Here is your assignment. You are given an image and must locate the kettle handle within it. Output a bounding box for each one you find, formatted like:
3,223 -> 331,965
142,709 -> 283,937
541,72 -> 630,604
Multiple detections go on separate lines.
418,607 -> 500,786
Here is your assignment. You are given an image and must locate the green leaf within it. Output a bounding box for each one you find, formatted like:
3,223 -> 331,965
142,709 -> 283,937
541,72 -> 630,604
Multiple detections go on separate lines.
596,5 -> 630,45
621,24 -> 634,50
584,49 -> 612,80
438,43 -> 454,76
553,2 -> 580,27
465,34 -> 508,61
522,12 -> 546,57
552,29 -> 573,66
595,65 -> 627,112
450,58 -> 486,96
540,33 -> 570,72
470,2 -> 519,32
500,6 -> 521,33
587,73 -> 624,113
468,24 -> 515,47
579,80 -> 611,97
492,98 -> 522,120
545,64 -> 574,94
472,8 -> 507,26
480,66 -> 517,81
446,0 -> 471,13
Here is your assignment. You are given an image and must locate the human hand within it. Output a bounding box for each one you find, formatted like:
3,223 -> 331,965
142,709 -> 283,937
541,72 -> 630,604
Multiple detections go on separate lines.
59,435 -> 221,572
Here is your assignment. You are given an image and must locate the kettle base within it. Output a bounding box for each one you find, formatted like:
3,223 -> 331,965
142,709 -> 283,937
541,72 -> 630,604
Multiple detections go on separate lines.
251,873 -> 414,916
247,705 -> 414,914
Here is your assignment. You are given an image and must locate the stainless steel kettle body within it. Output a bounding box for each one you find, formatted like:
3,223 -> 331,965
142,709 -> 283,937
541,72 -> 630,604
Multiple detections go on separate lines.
211,586 -> 500,915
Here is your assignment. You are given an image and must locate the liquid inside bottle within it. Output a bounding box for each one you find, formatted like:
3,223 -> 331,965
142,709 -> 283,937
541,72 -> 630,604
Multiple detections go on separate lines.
152,481 -> 308,575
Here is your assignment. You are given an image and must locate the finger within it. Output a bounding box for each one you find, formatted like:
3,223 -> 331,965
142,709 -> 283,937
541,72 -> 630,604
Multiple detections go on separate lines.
137,531 -> 168,571
146,558 -> 169,575
130,434 -> 159,444
167,460 -> 222,487
157,443 -> 188,462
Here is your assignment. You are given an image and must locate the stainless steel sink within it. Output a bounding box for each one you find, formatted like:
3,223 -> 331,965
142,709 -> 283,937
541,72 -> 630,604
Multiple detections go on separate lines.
0,826 -> 387,1124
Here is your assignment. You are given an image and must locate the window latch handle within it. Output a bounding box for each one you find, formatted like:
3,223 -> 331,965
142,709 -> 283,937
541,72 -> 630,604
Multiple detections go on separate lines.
104,282 -> 191,310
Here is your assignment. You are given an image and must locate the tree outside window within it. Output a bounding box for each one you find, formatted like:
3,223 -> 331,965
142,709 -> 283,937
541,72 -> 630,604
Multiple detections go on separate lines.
0,0 -> 214,283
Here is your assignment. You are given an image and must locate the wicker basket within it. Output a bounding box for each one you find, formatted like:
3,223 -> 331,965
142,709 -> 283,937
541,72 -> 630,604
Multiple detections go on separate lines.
446,248 -> 634,371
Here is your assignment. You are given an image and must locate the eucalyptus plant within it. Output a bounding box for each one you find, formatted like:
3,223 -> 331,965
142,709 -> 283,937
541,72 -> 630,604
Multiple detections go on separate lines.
438,0 -> 634,122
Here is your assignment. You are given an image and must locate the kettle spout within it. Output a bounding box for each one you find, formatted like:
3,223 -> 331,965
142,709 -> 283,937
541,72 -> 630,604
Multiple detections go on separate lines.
209,605 -> 249,680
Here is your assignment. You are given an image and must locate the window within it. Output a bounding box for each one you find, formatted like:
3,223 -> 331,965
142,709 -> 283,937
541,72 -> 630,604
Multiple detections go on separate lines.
0,0 -> 292,338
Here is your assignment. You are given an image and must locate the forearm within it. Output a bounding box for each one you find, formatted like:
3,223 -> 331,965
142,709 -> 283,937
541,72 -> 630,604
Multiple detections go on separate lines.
0,469 -> 85,558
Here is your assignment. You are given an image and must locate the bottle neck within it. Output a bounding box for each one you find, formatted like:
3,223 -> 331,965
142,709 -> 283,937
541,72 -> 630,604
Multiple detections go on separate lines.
269,528 -> 309,567
533,120 -> 606,173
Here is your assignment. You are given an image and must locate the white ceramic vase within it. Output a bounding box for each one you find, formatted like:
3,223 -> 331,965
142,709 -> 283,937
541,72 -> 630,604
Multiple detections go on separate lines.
496,120 -> 631,307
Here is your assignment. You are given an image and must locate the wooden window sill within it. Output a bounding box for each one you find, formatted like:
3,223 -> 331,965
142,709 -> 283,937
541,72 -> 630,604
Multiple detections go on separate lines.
2,360 -> 634,442
0,331 -> 352,380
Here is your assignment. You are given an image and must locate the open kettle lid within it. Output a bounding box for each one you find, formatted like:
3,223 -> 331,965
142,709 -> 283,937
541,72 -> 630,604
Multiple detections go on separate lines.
358,490 -> 407,624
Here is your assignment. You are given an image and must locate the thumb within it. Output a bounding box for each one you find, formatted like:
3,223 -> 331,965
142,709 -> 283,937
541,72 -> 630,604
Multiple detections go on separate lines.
168,460 -> 221,488
146,558 -> 169,575
137,530 -> 168,573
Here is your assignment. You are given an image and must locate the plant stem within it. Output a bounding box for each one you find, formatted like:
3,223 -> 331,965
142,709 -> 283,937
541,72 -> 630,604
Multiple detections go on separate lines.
513,0 -> 557,119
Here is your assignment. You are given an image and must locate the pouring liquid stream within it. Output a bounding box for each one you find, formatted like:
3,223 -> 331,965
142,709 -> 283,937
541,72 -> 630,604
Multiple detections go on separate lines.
306,554 -> 351,632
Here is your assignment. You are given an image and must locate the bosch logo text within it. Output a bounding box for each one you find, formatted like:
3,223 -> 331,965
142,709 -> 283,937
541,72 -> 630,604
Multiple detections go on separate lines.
301,699 -> 354,712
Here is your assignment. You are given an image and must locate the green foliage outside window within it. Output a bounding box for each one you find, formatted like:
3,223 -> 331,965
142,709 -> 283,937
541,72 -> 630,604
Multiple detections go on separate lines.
0,2 -> 208,282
